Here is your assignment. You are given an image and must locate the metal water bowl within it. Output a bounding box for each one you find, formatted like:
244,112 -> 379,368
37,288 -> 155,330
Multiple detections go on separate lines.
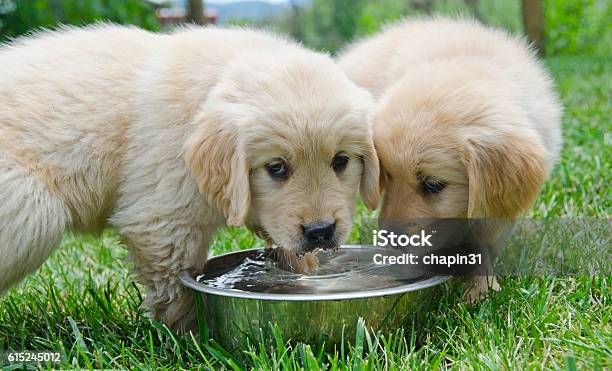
180,246 -> 449,350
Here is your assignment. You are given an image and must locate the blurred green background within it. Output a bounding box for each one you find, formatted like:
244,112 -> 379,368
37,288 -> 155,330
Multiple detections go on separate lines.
1,0 -> 610,57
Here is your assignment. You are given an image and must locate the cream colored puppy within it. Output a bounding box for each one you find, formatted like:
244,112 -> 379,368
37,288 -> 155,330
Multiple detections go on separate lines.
339,18 -> 561,300
0,25 -> 379,329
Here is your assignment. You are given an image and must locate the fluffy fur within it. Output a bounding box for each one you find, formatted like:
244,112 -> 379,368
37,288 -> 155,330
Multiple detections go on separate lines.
0,24 -> 379,329
338,18 -> 562,300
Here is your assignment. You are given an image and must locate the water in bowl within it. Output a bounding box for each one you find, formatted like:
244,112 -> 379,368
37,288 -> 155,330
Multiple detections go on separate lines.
196,247 -> 430,294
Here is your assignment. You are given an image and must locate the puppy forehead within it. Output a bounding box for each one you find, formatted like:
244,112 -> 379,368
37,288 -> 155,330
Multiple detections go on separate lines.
245,112 -> 371,166
227,50 -> 371,110
376,119 -> 464,176
222,51 -> 374,166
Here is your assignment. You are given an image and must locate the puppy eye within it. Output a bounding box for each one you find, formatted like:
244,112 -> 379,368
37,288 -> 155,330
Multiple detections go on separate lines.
265,160 -> 289,180
419,175 -> 447,195
332,153 -> 350,173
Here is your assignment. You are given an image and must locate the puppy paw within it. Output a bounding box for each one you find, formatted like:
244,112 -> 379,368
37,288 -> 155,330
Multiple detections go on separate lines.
142,288 -> 198,333
463,276 -> 500,304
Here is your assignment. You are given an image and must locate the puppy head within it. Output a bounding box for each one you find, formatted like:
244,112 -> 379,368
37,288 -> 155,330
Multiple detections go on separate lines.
186,47 -> 378,252
375,62 -> 548,225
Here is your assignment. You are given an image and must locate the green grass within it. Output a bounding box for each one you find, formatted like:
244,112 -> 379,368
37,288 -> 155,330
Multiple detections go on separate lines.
0,55 -> 610,370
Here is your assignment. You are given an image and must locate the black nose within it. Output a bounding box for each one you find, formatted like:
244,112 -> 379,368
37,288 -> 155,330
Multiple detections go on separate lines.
302,221 -> 336,248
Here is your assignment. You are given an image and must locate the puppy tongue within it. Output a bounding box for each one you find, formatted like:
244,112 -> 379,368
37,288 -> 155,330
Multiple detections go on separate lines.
266,247 -> 319,275
300,252 -> 319,275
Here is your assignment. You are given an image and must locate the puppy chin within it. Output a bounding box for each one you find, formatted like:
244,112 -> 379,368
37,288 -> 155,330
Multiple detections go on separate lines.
270,234 -> 338,255
301,239 -> 338,253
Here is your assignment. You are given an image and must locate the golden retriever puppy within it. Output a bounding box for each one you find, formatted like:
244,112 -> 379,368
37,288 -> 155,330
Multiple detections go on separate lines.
338,18 -> 561,300
0,25 -> 379,329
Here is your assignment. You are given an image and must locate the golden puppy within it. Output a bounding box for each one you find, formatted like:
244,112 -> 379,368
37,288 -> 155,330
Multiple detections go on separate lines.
0,25 -> 379,329
339,18 -> 561,300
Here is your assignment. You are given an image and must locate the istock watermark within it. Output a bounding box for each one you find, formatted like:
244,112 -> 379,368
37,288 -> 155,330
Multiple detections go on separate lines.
354,218 -> 611,276
372,229 -> 433,247
372,252 -> 482,267
371,228 -> 483,269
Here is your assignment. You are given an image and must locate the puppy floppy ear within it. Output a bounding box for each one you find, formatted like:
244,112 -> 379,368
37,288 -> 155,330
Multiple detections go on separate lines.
185,111 -> 250,227
378,158 -> 388,194
463,131 -> 548,218
360,140 -> 381,210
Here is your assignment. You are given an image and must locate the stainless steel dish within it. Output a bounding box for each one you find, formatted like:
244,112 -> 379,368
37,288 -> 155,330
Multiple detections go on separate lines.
180,246 -> 449,350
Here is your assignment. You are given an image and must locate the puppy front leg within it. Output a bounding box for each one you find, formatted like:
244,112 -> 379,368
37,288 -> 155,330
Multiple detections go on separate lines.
463,275 -> 501,303
463,229 -> 504,303
120,223 -> 216,332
